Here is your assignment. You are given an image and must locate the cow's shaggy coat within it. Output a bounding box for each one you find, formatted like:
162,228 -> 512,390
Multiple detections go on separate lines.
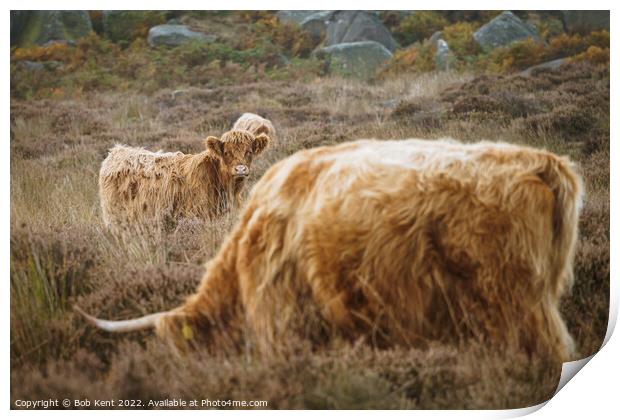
99,129 -> 270,228
88,138 -> 584,361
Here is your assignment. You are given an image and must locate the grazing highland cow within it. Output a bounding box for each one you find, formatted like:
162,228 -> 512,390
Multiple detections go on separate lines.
79,139 -> 583,361
99,129 -> 270,228
232,113 -> 276,141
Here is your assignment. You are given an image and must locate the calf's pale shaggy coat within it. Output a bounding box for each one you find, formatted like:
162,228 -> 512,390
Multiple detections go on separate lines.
99,129 -> 270,228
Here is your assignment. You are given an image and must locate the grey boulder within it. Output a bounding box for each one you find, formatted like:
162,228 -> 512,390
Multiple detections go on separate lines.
276,11 -> 321,25
435,39 -> 456,71
324,11 -> 397,52
519,58 -> 567,77
473,11 -> 540,52
276,11 -> 335,40
299,11 -> 335,39
427,33 -> 456,71
428,31 -> 443,45
147,24 -> 212,47
316,41 -> 393,79
562,11 -> 610,34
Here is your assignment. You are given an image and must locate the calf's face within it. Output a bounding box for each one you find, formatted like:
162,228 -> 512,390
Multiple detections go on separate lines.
205,130 -> 270,180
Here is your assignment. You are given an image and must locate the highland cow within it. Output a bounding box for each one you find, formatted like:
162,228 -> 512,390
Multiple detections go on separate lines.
79,138 -> 583,361
99,129 -> 270,228
232,113 -> 276,141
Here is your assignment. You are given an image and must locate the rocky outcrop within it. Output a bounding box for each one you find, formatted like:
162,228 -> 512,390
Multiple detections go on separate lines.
11,11 -> 92,47
316,41 -> 393,79
426,32 -> 455,71
324,11 -> 397,52
519,58 -> 567,77
428,31 -> 443,46
277,11 -> 336,40
147,24 -> 213,47
473,11 -> 540,52
562,11 -> 610,34
276,11 -> 396,50
275,11 -> 321,25
298,11 -> 335,40
435,39 -> 456,71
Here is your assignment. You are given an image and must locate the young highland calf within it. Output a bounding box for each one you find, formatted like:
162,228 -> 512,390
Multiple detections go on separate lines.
99,129 -> 270,228
232,113 -> 276,141
80,138 -> 583,361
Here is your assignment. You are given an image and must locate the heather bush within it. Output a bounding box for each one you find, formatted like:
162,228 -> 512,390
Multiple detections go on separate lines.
103,11 -> 167,44
10,19 -> 321,100
395,11 -> 448,46
587,30 -> 610,48
441,22 -> 481,59
244,12 -> 320,58
571,46 -> 610,65
536,16 -> 565,41
481,30 -> 611,73
11,228 -> 99,365
11,340 -> 563,409
381,41 -> 437,76
484,38 -> 547,73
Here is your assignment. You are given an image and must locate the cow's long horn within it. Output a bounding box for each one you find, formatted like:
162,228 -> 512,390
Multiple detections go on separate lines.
74,305 -> 164,333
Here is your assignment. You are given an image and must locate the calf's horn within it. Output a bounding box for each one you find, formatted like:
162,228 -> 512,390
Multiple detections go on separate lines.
74,305 -> 165,333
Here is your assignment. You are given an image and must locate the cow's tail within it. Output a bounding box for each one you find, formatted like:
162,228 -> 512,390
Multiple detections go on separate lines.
536,153 -> 584,296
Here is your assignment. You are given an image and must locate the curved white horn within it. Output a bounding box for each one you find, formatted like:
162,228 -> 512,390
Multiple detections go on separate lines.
74,305 -> 165,333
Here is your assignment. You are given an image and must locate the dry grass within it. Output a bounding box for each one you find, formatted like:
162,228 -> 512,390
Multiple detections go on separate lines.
10,62 -> 609,409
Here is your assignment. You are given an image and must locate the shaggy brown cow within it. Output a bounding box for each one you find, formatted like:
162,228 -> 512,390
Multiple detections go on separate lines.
99,129 -> 270,228
232,113 -> 276,141
79,138 -> 583,361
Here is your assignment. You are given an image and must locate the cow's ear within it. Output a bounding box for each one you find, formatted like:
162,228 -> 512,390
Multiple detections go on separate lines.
252,133 -> 270,155
205,136 -> 224,155
255,123 -> 270,136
